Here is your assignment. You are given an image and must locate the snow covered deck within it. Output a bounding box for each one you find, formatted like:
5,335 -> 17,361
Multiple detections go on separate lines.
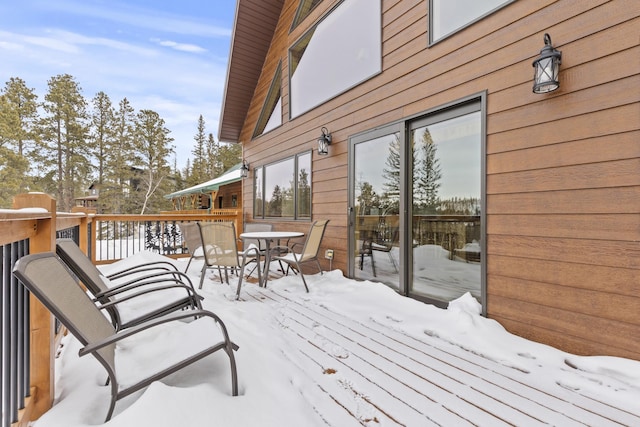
240,284 -> 639,427
36,253 -> 640,426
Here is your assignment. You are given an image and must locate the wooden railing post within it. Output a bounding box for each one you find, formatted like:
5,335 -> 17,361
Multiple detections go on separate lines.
12,193 -> 56,420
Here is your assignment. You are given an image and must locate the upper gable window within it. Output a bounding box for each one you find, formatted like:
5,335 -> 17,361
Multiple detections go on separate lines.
291,0 -> 322,30
289,0 -> 381,119
253,63 -> 282,138
430,0 -> 514,44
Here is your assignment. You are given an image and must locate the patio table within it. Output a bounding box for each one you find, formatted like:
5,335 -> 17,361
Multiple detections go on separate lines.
239,231 -> 304,287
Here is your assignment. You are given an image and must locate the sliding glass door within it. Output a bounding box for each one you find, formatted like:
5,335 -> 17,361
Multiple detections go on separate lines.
409,105 -> 482,303
350,126 -> 402,290
349,96 -> 485,308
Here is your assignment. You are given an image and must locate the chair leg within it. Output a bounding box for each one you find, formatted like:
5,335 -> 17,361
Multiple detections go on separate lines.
235,266 -> 244,300
199,264 -> 207,289
104,379 -> 119,422
387,251 -> 398,272
184,255 -> 193,273
236,253 -> 260,300
295,261 -> 310,293
371,251 -> 376,277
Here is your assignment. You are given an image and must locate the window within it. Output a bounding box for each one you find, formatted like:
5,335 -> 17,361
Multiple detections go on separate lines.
430,0 -> 513,43
253,63 -> 282,138
291,0 -> 322,30
289,0 -> 381,118
254,152 -> 312,219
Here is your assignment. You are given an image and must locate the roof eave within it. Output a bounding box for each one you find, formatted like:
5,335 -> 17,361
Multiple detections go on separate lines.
217,0 -> 284,143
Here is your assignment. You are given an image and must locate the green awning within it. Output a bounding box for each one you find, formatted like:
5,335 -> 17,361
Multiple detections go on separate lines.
164,163 -> 242,200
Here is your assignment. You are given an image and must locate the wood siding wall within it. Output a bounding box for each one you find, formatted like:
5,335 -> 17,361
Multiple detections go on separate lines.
216,181 -> 242,209
236,0 -> 640,359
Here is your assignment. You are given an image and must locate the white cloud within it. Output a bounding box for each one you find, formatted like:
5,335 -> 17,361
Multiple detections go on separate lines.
0,1 -> 232,170
151,38 -> 207,54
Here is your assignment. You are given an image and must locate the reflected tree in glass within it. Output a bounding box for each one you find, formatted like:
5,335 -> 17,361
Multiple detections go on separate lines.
381,135 -> 401,215
414,128 -> 442,214
297,168 -> 311,218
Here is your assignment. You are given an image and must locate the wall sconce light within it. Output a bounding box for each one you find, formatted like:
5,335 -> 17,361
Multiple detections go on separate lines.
317,127 -> 332,155
532,33 -> 562,94
240,160 -> 250,178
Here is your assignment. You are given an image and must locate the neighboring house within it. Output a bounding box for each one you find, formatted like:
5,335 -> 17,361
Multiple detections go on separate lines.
164,163 -> 242,212
74,183 -> 99,211
218,0 -> 639,360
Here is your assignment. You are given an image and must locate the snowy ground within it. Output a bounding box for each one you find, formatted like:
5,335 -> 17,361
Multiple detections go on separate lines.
32,252 -> 640,426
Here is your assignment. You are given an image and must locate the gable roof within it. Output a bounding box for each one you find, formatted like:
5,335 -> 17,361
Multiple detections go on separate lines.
218,0 -> 284,143
164,163 -> 242,200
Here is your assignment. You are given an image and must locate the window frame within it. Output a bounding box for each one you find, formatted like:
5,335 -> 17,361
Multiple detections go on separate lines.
252,62 -> 282,139
290,0 -> 323,31
253,151 -> 312,220
288,0 -> 382,119
428,0 -> 516,45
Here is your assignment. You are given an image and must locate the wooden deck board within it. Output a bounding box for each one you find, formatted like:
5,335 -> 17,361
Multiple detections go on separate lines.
242,285 -> 640,427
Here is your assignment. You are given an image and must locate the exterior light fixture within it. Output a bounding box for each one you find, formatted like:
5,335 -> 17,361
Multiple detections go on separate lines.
532,33 -> 562,94
240,160 -> 250,178
317,127 -> 332,155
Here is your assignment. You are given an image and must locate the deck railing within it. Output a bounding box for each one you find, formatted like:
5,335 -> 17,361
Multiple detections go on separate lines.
0,193 -> 241,427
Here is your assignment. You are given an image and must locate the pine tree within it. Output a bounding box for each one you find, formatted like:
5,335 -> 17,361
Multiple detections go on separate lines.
414,127 -> 441,214
381,134 -> 401,214
102,98 -> 136,213
89,92 -> 115,187
39,74 -> 90,211
189,115 -> 207,186
205,132 -> 217,177
0,77 -> 39,156
216,141 -> 242,174
131,109 -> 174,214
0,77 -> 38,206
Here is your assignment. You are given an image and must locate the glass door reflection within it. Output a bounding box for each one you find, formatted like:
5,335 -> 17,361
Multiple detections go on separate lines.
410,111 -> 482,303
352,131 -> 401,290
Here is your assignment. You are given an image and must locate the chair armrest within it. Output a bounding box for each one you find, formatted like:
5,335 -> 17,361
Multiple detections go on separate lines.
99,270 -> 197,296
106,261 -> 178,280
79,309 -> 238,357
96,275 -> 201,302
94,282 -> 201,308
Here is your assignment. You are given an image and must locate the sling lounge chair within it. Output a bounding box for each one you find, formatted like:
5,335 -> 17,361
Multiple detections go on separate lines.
196,222 -> 261,296
264,219 -> 329,292
56,239 -> 202,331
13,252 -> 238,422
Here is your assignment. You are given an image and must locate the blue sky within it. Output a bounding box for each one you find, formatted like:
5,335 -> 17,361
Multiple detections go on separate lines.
0,0 -> 237,169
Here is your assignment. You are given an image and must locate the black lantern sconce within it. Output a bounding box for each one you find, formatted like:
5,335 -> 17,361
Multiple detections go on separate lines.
240,160 -> 250,178
532,33 -> 562,94
317,127 -> 332,156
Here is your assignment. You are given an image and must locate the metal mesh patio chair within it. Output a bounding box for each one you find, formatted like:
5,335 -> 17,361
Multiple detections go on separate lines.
264,219 -> 329,292
13,252 -> 238,422
179,221 -> 205,273
359,228 -> 399,277
196,222 -> 261,295
56,239 -> 202,331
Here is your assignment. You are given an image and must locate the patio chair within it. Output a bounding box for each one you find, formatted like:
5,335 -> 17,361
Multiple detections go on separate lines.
242,222 -> 286,277
264,219 -> 329,292
196,221 -> 261,293
13,252 -> 238,422
179,221 -> 204,273
56,239 -> 202,331
359,228 -> 399,277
